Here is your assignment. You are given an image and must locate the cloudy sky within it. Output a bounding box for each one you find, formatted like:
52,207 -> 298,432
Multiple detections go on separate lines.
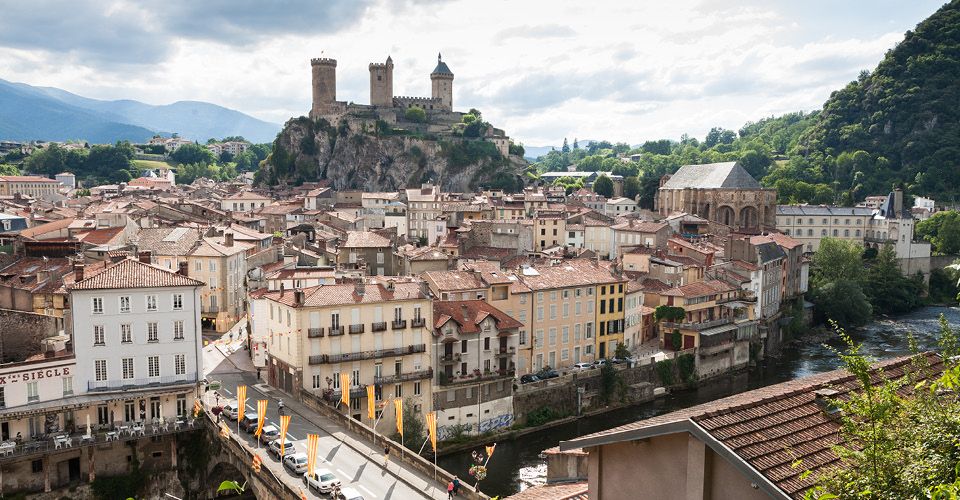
0,0 -> 946,146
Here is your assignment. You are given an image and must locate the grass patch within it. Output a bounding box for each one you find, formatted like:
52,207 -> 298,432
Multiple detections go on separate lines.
133,159 -> 175,171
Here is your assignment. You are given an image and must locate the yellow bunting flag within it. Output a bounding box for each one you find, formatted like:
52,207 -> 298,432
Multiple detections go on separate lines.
426,411 -> 437,452
306,433 -> 319,476
340,372 -> 351,408
237,385 -> 247,421
193,399 -> 202,417
486,443 -> 496,460
254,399 -> 267,437
300,489 -> 308,500
279,415 -> 291,454
366,385 -> 375,420
219,422 -> 230,438
394,398 -> 403,437
251,454 -> 262,472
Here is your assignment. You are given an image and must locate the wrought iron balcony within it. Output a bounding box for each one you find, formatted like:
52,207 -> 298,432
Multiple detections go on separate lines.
661,317 -> 732,331
438,368 -> 516,386
495,346 -> 516,357
371,322 -> 387,332
349,324 -> 364,335
392,319 -> 407,330
374,368 -> 434,385
308,328 -> 324,338
410,317 -> 426,328
88,373 -> 197,392
440,352 -> 462,363
308,344 -> 427,365
328,326 -> 344,337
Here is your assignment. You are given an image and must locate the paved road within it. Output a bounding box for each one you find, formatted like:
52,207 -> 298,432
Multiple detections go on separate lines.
203,331 -> 447,500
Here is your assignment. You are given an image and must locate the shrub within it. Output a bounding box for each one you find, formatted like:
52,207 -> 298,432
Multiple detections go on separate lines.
526,406 -> 563,427
404,106 -> 426,123
677,353 -> 696,383
656,359 -> 674,386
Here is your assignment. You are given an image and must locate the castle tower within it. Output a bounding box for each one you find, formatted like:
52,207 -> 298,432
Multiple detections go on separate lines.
369,56 -> 394,107
310,57 -> 337,118
430,53 -> 454,111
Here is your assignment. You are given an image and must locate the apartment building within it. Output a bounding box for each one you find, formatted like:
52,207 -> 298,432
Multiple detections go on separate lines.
336,231 -> 398,276
190,234 -> 251,332
220,191 -> 271,213
533,210 -> 566,249
405,185 -> 443,241
775,205 -> 873,252
610,220 -> 671,258
251,279 -> 432,428
0,176 -> 62,201
432,300 -> 520,436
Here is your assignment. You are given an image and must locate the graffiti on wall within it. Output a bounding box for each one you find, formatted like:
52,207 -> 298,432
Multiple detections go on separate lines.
437,413 -> 514,440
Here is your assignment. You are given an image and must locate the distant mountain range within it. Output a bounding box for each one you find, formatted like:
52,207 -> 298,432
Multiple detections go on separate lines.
0,79 -> 281,144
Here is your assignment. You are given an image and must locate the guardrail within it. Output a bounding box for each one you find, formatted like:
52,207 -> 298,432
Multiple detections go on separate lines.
308,328 -> 324,338
308,344 -> 426,365
88,374 -> 197,392
661,317 -> 732,331
374,368 -> 434,385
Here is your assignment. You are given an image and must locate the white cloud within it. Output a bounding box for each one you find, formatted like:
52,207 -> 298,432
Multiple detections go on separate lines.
0,0 -> 944,146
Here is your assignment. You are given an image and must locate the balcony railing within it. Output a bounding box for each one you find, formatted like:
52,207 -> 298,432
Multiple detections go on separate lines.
439,368 -> 516,386
392,319 -> 407,330
328,326 -> 344,337
308,328 -> 324,338
323,386 -> 367,402
661,317 -> 732,332
371,322 -> 387,332
374,368 -> 434,385
349,324 -> 364,335
495,346 -> 516,357
440,352 -> 462,363
308,344 -> 427,365
410,317 -> 426,328
88,373 -> 197,392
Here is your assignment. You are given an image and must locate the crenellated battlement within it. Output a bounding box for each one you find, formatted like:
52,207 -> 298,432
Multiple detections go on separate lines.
393,96 -> 442,102
369,62 -> 392,69
311,58 -> 337,66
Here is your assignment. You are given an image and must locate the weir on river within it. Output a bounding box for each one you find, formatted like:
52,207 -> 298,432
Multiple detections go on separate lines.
438,306 -> 960,498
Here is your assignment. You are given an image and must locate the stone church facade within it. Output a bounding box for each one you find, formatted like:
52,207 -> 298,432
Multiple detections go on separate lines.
655,161 -> 776,231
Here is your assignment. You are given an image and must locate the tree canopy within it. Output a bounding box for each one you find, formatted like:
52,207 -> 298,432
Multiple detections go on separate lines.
916,210 -> 960,254
593,174 -> 614,197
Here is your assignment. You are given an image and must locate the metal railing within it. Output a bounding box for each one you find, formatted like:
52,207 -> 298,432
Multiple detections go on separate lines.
328,326 -> 344,337
410,317 -> 426,328
308,344 -> 426,365
392,319 -> 407,330
439,369 -> 515,386
308,328 -> 324,338
660,317 -> 732,331
495,346 -> 516,356
349,324 -> 365,335
371,322 -> 387,332
440,352 -> 462,363
88,373 -> 197,392
374,369 -> 434,385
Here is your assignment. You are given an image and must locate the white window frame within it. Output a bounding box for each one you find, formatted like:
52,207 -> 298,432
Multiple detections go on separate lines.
119,296 -> 131,313
92,297 -> 103,315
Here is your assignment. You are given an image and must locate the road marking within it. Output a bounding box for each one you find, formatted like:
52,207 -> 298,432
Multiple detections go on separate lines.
246,404 -> 255,412
337,468 -> 349,477
221,388 -> 232,395
358,485 -> 376,498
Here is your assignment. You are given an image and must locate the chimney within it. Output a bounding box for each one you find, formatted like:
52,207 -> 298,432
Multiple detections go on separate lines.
460,304 -> 470,323
893,188 -> 904,215
355,280 -> 366,296
280,283 -> 285,296
138,251 -> 152,264
73,262 -> 85,282
293,289 -> 305,306
177,261 -> 189,277
225,232 -> 234,247
813,388 -> 841,416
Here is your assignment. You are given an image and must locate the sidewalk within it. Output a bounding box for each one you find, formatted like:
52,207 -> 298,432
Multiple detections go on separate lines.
279,394 -> 450,500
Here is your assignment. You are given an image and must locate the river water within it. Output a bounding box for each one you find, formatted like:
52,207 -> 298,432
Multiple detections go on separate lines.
438,306 -> 960,498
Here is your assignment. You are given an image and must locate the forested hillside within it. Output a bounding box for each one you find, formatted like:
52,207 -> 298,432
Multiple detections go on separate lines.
534,0 -> 960,207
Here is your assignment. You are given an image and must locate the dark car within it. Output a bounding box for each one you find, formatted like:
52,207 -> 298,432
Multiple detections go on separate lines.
239,415 -> 260,433
519,374 -> 540,384
537,369 -> 560,379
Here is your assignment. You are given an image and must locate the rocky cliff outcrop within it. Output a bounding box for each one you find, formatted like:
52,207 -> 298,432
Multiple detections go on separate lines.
256,116 -> 526,192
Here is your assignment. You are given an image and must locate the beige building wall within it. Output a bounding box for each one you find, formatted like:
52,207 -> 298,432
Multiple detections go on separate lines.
777,212 -> 870,252
530,286 -> 597,371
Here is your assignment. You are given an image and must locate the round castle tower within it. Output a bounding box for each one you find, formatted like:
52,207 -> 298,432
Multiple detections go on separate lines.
430,53 -> 454,111
310,57 -> 337,118
369,56 -> 394,107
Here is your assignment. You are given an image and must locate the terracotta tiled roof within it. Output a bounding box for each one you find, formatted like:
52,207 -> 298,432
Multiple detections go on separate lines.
516,259 -> 624,291
341,231 -> 391,248
136,227 -> 201,256
504,481 -> 588,500
611,220 -> 668,233
0,175 -> 59,183
258,280 -> 426,307
423,270 -> 485,291
433,300 -> 523,333
662,279 -> 736,297
190,236 -> 252,257
560,352 -> 944,500
19,218 -> 75,239
77,226 -> 124,245
758,232 -> 804,250
70,258 -> 204,290
461,246 -> 516,261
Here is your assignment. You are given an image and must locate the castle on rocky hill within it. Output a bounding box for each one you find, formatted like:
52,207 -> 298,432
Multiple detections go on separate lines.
307,53 -> 511,156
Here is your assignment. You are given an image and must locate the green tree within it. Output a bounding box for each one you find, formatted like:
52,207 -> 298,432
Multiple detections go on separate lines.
561,138 -> 570,153
170,143 -> 215,165
812,238 -> 865,285
811,279 -> 873,327
623,176 -> 641,199
85,142 -> 135,182
863,244 -> 925,315
614,342 -> 630,359
24,144 -> 67,176
917,211 -> 960,254
392,398 -> 425,451
593,174 -> 614,197
404,106 -> 426,123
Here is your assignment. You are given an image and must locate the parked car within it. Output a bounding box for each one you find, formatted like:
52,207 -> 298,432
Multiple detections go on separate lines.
537,369 -> 560,379
258,424 -> 281,445
572,362 -> 594,371
336,486 -> 365,500
610,357 -> 627,365
519,374 -> 540,384
283,452 -> 309,474
594,359 -> 610,368
303,467 -> 341,494
269,437 -> 297,459
221,401 -> 241,420
239,415 -> 259,433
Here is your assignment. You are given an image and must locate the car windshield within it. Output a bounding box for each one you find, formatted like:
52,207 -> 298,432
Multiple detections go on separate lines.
320,473 -> 336,481
296,457 -> 307,464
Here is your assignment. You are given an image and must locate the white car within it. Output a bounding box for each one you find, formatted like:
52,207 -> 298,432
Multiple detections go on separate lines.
303,467 -> 341,494
283,452 -> 309,474
572,362 -> 593,371
258,424 -> 280,445
268,437 -> 296,459
221,401 -> 240,420
336,486 -> 365,500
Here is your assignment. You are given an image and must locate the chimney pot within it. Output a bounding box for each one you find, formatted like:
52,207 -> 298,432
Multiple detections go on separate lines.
138,251 -> 152,264
225,232 -> 234,247
355,280 -> 366,296
177,261 -> 188,277
73,263 -> 85,282
280,283 -> 285,296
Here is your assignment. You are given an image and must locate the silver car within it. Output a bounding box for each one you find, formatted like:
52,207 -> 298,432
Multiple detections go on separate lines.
283,452 -> 309,474
303,467 -> 341,494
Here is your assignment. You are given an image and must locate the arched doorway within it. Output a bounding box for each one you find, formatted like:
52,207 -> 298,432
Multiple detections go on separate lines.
716,205 -> 735,226
739,206 -> 758,228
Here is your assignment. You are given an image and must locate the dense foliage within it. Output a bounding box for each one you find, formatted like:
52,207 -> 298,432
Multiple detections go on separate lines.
916,210 -> 960,254
22,142 -> 137,183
